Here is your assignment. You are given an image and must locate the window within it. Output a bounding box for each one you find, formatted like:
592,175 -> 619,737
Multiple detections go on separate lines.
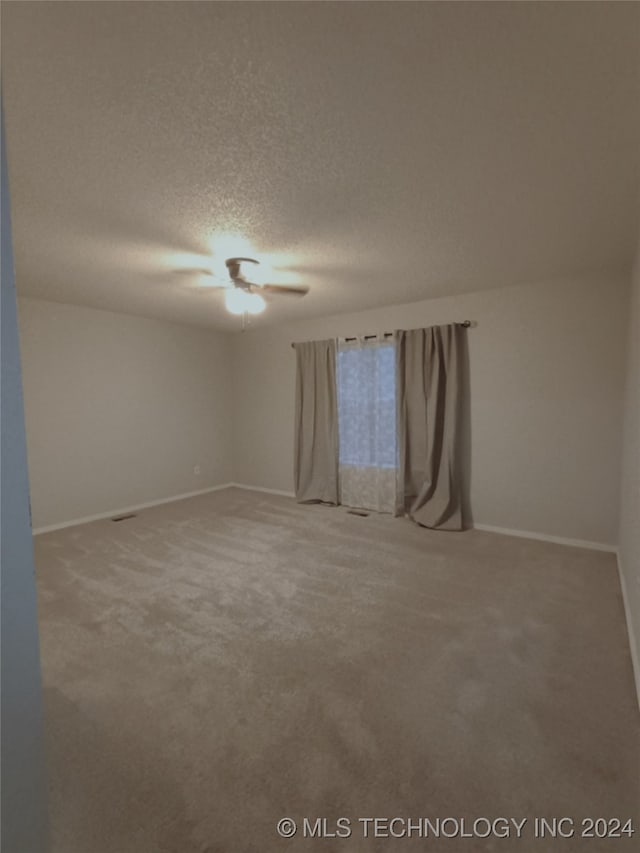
336,339 -> 397,512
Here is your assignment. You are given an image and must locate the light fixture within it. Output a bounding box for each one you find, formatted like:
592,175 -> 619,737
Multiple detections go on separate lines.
224,289 -> 266,315
248,293 -> 267,314
245,292 -> 266,314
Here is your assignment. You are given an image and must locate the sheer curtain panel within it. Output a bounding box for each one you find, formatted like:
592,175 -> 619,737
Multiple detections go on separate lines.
337,337 -> 397,513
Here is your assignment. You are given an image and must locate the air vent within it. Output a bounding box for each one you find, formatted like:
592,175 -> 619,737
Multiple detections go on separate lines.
111,513 -> 137,522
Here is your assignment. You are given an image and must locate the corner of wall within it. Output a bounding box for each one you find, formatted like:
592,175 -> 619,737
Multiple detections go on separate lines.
617,234 -> 640,711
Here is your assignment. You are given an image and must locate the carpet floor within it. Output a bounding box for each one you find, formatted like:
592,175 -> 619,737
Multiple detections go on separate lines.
34,488 -> 639,853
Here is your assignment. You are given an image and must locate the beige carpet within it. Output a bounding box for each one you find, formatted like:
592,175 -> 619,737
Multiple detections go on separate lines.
34,488 -> 638,853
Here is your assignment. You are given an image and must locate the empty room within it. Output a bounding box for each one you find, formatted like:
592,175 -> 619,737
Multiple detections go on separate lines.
2,2 -> 639,852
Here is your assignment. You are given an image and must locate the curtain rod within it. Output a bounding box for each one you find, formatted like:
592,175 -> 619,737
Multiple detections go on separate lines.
290,321 -> 474,348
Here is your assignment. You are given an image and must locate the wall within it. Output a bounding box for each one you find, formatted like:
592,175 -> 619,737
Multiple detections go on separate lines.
19,298 -> 234,530
232,275 -> 629,547
1,114 -> 48,852
18,274 -> 631,547
619,234 -> 640,701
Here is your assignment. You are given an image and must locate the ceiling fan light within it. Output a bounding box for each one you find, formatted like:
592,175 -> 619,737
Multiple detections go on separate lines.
246,292 -> 266,314
224,288 -> 266,316
224,288 -> 249,315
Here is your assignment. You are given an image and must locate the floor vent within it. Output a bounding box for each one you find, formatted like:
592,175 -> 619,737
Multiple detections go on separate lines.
111,513 -> 137,522
347,509 -> 369,517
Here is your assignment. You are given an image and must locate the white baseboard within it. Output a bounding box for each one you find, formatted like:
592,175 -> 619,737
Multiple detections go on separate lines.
32,483 -> 234,535
37,491 -> 617,555
229,482 -> 296,498
229,493 -> 614,553
473,523 -> 617,553
617,553 -> 640,713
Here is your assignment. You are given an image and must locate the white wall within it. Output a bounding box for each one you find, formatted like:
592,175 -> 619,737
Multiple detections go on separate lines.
19,298 -> 234,530
232,275 -> 629,547
19,274 -> 630,548
619,234 -> 640,699
1,115 -> 48,852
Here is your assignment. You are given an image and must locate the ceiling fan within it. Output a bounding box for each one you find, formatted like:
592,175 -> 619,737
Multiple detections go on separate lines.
182,257 -> 309,316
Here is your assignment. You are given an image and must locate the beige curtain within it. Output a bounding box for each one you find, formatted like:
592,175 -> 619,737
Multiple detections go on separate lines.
293,339 -> 339,504
396,324 -> 469,530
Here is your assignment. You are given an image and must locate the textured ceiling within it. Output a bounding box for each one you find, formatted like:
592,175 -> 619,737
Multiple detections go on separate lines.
2,1 -> 639,331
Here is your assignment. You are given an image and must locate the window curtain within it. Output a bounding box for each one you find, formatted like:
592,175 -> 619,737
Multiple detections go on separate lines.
337,337 -> 397,513
396,324 -> 469,530
293,339 -> 339,504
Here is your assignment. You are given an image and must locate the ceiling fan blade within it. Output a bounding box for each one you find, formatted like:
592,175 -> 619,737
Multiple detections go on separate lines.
198,282 -> 233,290
171,267 -> 214,277
171,268 -> 230,287
261,284 -> 310,296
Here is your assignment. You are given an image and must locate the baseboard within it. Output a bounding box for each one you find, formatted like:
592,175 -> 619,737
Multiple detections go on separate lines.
229,494 -> 617,554
37,495 -> 616,549
32,483 -> 234,535
473,523 -> 617,553
617,553 -> 640,713
229,482 -> 296,498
